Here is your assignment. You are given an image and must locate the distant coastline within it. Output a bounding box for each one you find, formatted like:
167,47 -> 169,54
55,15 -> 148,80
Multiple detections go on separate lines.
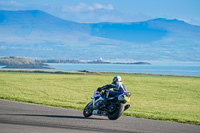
0,57 -> 52,69
113,62 -> 151,65
37,58 -> 151,65
0,57 -> 151,70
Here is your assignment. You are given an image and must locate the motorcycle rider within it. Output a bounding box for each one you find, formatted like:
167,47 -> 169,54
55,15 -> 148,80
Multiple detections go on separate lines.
97,75 -> 128,105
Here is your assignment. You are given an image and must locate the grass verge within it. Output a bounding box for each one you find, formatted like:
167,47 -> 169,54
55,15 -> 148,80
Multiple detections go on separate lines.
0,71 -> 199,125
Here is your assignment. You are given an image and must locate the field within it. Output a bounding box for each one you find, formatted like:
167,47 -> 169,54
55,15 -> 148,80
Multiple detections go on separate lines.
0,71 -> 199,125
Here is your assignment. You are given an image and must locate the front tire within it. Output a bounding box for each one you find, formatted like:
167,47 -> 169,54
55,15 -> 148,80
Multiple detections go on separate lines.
83,101 -> 93,117
108,103 -> 124,120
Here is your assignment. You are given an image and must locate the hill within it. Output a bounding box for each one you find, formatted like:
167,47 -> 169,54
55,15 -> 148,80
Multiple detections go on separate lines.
0,10 -> 199,61
0,57 -> 51,69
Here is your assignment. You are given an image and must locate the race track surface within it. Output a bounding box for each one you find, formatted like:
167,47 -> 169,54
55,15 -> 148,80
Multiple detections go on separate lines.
0,100 -> 199,133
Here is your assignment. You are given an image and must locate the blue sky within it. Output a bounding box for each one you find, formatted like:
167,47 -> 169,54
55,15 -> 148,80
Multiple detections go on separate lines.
0,0 -> 200,25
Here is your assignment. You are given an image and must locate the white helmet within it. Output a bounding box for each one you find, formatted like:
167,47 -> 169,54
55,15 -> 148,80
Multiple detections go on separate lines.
113,75 -> 122,83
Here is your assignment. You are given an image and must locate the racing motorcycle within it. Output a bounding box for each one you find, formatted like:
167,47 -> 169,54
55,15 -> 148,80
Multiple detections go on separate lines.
83,89 -> 131,120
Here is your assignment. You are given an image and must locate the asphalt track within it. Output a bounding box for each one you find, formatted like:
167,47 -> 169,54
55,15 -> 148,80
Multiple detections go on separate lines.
0,100 -> 199,133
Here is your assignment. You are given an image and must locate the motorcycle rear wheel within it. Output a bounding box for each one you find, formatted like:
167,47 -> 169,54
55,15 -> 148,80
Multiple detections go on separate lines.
108,103 -> 124,120
83,101 -> 93,117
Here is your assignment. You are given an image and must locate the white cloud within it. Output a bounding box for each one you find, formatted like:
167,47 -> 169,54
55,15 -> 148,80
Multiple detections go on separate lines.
0,1 -> 25,11
93,3 -> 114,10
9,1 -> 23,6
62,3 -> 114,13
57,3 -> 153,23
193,17 -> 200,25
0,1 -> 24,9
177,18 -> 191,23
176,17 -> 200,26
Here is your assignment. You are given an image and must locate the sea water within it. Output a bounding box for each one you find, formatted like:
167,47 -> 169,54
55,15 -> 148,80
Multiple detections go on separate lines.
46,62 -> 200,76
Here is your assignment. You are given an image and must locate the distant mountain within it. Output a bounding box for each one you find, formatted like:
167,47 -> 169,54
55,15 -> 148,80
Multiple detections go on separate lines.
90,18 -> 200,43
0,10 -> 199,61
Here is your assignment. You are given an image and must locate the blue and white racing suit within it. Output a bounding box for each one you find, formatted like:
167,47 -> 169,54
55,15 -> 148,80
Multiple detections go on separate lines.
98,81 -> 127,103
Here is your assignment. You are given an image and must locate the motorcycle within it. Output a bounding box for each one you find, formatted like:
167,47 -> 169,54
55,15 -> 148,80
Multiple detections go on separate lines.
83,89 -> 131,120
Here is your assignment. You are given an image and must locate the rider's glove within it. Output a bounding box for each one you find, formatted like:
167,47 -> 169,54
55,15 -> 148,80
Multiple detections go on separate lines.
97,87 -> 102,92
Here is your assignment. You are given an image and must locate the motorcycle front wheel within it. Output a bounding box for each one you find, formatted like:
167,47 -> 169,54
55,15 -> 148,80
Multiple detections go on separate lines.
108,103 -> 124,120
83,101 -> 93,117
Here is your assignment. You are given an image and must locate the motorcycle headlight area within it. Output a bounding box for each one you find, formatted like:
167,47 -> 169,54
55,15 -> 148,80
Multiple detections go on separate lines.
118,94 -> 125,101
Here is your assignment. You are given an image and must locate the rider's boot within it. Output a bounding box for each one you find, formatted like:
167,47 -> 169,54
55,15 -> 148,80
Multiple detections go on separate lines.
104,89 -> 109,105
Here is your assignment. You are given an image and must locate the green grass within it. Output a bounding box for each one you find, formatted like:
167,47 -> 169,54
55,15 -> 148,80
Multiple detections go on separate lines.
0,72 -> 199,125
